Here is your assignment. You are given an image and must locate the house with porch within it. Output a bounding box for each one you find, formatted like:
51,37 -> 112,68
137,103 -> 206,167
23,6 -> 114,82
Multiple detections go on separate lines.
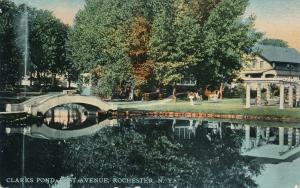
240,45 -> 300,109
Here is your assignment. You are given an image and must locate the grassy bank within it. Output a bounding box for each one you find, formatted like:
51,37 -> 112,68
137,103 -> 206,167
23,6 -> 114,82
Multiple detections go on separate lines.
115,99 -> 300,120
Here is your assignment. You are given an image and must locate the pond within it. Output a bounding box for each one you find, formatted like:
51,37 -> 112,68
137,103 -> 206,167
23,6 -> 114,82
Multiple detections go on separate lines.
0,105 -> 300,188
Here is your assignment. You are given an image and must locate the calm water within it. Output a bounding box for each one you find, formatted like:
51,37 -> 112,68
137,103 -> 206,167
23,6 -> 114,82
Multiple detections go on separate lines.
0,105 -> 300,188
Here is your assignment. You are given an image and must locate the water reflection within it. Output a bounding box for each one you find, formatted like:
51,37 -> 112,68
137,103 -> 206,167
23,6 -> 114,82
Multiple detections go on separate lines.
44,105 -> 87,129
243,126 -> 300,161
1,112 -> 300,187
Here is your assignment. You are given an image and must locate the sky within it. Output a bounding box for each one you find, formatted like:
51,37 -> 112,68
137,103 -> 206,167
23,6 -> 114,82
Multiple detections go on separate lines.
11,0 -> 85,25
10,0 -> 300,51
245,0 -> 300,51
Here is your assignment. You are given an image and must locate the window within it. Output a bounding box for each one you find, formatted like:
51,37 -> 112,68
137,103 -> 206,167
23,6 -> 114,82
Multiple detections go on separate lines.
252,59 -> 256,68
260,61 -> 264,69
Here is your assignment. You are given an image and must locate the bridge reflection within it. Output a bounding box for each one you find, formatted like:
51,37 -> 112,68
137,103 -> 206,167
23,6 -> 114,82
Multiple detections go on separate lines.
44,104 -> 88,130
3,113 -> 300,162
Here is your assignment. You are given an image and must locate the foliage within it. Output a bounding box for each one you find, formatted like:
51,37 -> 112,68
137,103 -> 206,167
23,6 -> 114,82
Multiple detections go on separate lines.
0,0 -> 22,89
259,38 -> 289,47
62,127 -> 194,186
191,0 -> 262,88
23,6 -> 69,85
69,0 -> 134,97
70,0 -> 261,97
0,2 -> 70,89
61,120 -> 262,187
149,6 -> 185,87
128,16 -> 155,91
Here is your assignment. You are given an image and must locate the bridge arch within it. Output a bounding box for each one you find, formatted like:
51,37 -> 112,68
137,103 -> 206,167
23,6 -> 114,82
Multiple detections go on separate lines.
6,119 -> 117,140
28,95 -> 115,116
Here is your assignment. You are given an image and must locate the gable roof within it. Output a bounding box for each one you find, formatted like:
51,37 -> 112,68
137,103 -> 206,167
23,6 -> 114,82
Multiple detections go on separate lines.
255,45 -> 300,64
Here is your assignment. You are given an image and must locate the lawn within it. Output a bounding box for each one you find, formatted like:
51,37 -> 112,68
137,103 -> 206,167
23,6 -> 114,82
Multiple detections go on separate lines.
115,98 -> 300,120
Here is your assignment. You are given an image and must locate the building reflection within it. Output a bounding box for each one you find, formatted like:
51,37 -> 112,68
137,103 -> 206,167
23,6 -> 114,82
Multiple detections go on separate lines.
173,119 -> 199,139
243,125 -> 300,161
169,118 -> 300,162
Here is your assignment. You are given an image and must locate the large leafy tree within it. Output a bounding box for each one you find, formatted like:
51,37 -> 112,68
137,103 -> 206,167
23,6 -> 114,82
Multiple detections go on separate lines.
24,6 -> 69,86
0,0 -> 21,89
71,0 -> 261,99
128,16 -> 155,96
191,0 -> 262,88
149,3 -> 187,101
69,0 -> 136,97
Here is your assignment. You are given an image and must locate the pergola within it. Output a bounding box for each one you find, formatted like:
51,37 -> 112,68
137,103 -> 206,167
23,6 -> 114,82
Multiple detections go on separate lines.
243,78 -> 300,109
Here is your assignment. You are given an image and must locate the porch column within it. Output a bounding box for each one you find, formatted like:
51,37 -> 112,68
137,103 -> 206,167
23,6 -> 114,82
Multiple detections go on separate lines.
280,84 -> 285,109
246,84 -> 251,108
256,83 -> 261,106
288,85 -> 294,108
296,85 -> 300,107
279,127 -> 284,146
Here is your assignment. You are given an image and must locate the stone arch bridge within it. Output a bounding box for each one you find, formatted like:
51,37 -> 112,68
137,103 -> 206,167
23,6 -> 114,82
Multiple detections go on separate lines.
6,93 -> 116,116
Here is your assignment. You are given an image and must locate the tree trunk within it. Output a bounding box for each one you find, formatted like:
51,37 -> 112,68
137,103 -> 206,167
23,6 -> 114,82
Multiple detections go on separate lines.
30,72 -> 33,86
51,73 -> 56,87
37,72 -> 41,86
219,83 -> 224,99
68,78 -> 71,89
172,85 -> 177,102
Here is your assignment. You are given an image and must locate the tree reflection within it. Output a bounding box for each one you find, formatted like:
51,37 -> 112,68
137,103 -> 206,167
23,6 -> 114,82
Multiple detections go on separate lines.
62,120 -> 263,187
180,123 -> 263,187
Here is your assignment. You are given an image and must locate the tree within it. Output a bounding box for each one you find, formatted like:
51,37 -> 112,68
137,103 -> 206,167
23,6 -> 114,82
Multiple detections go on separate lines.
69,0 -> 135,97
0,0 -> 22,90
259,38 -> 289,47
191,0 -> 262,89
128,16 -> 155,96
70,0 -> 261,100
23,6 -> 69,87
188,0 -> 222,24
149,4 -> 186,101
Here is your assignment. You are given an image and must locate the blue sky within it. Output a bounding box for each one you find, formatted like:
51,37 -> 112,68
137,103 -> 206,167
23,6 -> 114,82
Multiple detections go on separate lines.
11,0 -> 300,50
11,0 -> 85,25
245,0 -> 300,50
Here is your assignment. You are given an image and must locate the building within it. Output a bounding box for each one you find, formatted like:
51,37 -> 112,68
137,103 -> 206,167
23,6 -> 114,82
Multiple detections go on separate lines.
241,45 -> 300,79
241,45 -> 300,109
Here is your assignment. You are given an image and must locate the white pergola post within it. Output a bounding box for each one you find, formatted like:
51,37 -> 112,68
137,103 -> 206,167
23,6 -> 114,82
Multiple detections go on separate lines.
288,128 -> 293,147
279,127 -> 284,146
296,85 -> 300,107
245,125 -> 251,149
246,84 -> 251,108
296,129 -> 300,146
256,83 -> 262,106
280,84 -> 285,109
266,127 -> 270,141
288,85 -> 294,108
255,126 -> 261,147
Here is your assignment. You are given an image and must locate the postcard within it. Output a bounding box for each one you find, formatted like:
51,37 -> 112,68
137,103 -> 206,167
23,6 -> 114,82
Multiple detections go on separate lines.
1,0 -> 300,187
